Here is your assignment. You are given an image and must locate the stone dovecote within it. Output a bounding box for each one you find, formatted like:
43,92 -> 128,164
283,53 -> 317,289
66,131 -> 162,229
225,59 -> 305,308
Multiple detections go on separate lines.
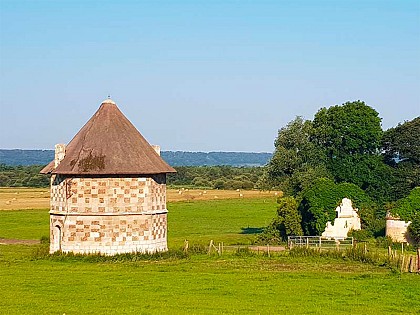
41,99 -> 175,255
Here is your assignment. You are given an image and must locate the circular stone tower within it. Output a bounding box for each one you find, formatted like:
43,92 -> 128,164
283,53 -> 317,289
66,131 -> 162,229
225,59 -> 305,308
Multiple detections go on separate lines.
41,99 -> 176,255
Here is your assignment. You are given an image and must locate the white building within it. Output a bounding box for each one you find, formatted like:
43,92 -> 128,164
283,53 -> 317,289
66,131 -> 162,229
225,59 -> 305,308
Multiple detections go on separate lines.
322,198 -> 361,239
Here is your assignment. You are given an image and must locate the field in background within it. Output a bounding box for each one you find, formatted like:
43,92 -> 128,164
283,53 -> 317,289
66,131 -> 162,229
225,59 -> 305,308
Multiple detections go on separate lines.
0,187 -> 281,210
0,188 -> 49,210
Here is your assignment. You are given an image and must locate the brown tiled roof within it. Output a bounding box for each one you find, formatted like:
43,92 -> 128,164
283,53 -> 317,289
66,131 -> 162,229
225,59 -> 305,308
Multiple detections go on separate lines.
40,99 -> 176,175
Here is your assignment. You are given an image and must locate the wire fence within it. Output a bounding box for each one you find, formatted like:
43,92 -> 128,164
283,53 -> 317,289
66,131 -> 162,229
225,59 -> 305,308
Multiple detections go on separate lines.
288,236 -> 354,250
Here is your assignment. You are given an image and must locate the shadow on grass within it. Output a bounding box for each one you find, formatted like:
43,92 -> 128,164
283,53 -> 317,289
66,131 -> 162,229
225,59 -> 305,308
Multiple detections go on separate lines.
241,227 -> 264,234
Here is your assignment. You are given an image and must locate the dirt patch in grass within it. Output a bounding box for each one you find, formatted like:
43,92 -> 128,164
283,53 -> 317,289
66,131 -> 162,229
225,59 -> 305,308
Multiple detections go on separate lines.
248,245 -> 286,252
0,238 -> 40,245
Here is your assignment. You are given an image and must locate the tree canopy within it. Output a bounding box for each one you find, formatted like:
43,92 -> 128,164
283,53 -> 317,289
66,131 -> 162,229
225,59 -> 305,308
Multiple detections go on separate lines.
390,187 -> 420,222
312,101 -> 382,157
267,117 -> 329,195
382,117 -> 420,200
266,101 -> 396,202
383,117 -> 420,165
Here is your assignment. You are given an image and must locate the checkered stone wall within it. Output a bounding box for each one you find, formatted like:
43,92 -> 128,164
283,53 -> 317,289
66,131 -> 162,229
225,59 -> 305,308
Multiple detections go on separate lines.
49,175 -> 168,255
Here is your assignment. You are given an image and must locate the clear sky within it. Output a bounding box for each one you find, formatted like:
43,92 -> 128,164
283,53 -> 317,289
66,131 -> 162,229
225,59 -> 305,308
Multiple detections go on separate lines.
0,0 -> 419,152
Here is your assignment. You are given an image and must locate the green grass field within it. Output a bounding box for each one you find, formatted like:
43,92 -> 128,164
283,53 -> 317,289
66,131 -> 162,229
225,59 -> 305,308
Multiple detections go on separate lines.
1,197 -> 419,314
0,198 -> 277,245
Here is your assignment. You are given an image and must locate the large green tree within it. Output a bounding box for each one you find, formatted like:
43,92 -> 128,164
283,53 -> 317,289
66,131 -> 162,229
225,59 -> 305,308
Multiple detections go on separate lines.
382,117 -> 420,200
311,101 -> 393,202
383,117 -> 420,164
267,116 -> 329,195
312,101 -> 382,157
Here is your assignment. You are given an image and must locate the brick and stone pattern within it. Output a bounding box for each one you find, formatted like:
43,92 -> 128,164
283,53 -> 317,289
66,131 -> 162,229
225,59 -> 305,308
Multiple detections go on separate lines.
50,213 -> 167,255
49,175 -> 168,254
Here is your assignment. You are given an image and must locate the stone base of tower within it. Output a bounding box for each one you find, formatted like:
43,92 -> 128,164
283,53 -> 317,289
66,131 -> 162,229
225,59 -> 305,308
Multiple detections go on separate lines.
50,212 -> 167,255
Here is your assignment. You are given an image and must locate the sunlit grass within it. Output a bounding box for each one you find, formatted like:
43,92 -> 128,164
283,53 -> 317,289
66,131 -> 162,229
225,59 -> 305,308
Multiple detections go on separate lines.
0,197 -> 419,314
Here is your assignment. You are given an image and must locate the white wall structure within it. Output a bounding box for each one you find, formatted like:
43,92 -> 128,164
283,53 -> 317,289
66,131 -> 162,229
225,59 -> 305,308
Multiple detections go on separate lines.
386,216 -> 412,243
322,198 -> 361,239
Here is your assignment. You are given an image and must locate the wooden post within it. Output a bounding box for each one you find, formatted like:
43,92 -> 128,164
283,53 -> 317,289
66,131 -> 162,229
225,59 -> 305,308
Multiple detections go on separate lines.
221,242 -> 224,255
306,238 -> 309,249
218,243 -> 221,256
183,240 -> 189,254
208,240 -> 213,255
400,256 -> 405,273
417,248 -> 420,272
267,244 -> 270,257
409,256 -> 414,273
401,242 -> 404,255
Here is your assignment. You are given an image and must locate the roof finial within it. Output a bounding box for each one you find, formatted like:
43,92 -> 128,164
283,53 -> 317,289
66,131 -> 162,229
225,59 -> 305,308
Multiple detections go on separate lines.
102,95 -> 116,105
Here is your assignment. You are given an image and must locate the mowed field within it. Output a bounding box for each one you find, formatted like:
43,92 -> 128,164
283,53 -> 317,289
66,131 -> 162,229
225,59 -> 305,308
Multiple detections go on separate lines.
0,187 -> 281,210
0,188 -> 419,314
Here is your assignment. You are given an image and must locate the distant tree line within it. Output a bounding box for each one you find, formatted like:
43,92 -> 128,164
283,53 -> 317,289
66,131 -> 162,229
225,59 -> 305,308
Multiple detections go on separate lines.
0,164 -> 49,187
0,164 -> 266,190
259,101 -> 420,243
167,166 -> 265,189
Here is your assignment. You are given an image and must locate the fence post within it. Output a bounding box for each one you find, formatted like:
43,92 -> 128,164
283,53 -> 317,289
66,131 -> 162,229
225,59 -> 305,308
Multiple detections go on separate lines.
183,240 -> 189,254
400,255 -> 405,273
409,256 -> 414,273
417,248 -> 420,272
306,238 -> 309,249
208,240 -> 213,255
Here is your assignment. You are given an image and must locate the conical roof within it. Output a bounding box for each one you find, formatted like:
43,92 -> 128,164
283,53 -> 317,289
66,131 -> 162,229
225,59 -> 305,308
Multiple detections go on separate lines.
41,99 -> 176,175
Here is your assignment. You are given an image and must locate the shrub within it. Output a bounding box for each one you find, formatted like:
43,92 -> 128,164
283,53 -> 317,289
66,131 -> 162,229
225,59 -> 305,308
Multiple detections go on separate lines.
348,229 -> 373,241
390,187 -> 420,221
255,225 -> 282,245
256,196 -> 303,244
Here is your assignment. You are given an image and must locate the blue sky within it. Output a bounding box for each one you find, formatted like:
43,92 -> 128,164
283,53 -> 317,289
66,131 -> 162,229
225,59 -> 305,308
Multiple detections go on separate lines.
0,0 -> 419,152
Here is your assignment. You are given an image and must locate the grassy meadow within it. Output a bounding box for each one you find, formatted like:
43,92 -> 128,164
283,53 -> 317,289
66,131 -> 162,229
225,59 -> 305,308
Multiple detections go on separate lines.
0,188 -> 419,314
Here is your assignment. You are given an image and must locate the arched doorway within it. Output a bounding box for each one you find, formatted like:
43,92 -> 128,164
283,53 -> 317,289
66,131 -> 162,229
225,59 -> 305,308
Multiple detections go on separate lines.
53,225 -> 62,252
